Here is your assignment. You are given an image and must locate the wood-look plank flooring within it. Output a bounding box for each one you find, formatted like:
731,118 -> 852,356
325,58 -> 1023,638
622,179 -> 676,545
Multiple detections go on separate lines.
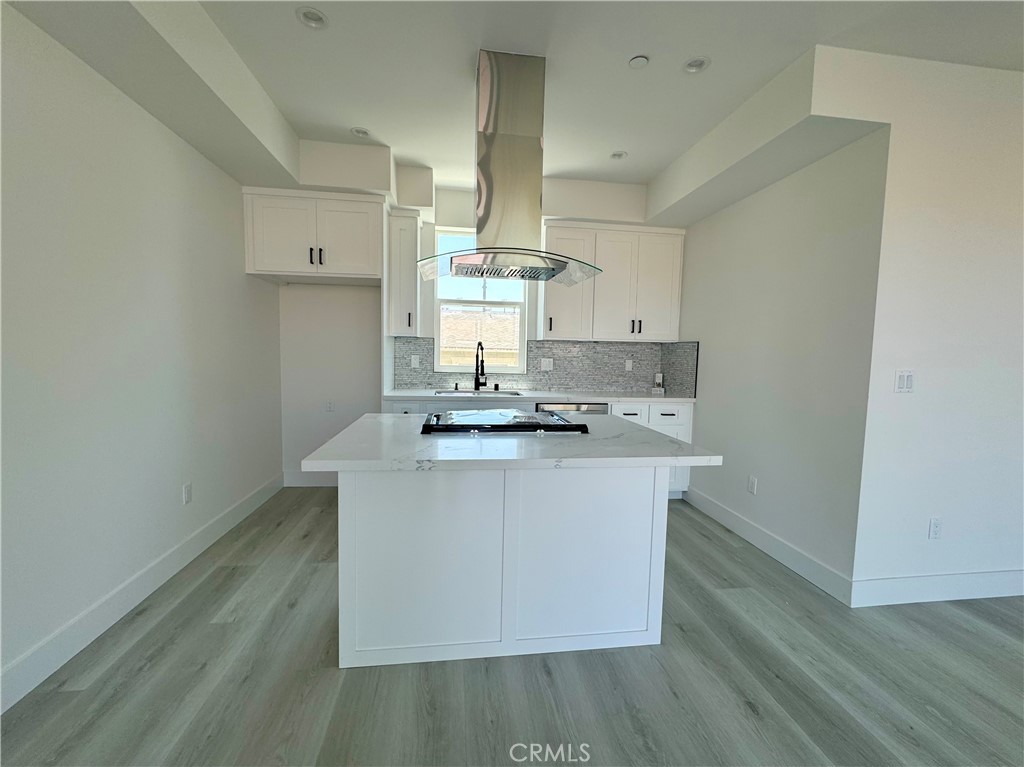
3,488 -> 1022,766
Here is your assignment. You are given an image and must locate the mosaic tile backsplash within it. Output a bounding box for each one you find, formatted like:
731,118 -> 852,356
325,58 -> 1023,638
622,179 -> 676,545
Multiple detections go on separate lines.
393,337 -> 699,397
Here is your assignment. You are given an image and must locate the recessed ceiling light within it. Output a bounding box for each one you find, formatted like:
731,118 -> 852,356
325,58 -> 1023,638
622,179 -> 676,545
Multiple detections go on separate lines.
610,151 -> 629,161
684,55 -> 711,74
628,55 -> 650,70
351,127 -> 370,139
296,6 -> 328,29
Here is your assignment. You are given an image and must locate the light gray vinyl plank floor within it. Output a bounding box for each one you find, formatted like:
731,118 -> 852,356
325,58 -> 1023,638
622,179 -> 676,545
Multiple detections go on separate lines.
3,488 -> 1022,767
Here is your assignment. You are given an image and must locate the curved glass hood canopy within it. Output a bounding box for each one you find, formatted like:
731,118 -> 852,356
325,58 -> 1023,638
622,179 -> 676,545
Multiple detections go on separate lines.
418,50 -> 600,286
417,247 -> 601,287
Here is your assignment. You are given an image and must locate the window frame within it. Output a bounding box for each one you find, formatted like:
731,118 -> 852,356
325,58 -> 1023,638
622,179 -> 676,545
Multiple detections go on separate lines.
433,227 -> 529,375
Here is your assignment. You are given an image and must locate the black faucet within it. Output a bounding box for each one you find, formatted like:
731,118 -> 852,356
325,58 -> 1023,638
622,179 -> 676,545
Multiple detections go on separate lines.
474,341 -> 487,391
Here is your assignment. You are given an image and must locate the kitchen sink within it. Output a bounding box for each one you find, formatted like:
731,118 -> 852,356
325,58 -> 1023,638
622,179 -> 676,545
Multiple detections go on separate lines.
434,389 -> 522,396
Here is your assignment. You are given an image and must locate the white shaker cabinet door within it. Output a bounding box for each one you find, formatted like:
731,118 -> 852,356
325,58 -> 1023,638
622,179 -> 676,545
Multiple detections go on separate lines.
542,227 -> 596,340
388,215 -> 419,335
634,234 -> 682,342
592,231 -> 639,341
316,199 -> 383,277
251,195 -> 317,273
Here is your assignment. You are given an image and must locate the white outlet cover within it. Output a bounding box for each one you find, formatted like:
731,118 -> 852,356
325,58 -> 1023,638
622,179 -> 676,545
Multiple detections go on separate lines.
411,355 -> 420,369
625,360 -> 633,371
540,358 -> 554,371
182,483 -> 192,505
747,475 -> 758,495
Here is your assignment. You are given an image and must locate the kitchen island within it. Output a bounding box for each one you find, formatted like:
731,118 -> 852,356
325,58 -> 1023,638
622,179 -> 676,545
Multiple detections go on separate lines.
302,413 -> 723,668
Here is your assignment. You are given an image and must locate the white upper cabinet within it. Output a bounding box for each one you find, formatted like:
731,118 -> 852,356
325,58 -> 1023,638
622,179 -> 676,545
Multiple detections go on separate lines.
244,189 -> 384,283
632,234 -> 683,341
540,222 -> 684,343
251,195 -> 317,273
540,227 -> 596,340
388,214 -> 420,336
316,199 -> 382,277
592,231 -> 641,341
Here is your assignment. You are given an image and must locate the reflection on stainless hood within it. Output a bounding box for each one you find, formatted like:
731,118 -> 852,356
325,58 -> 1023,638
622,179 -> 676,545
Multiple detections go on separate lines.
417,50 -> 601,286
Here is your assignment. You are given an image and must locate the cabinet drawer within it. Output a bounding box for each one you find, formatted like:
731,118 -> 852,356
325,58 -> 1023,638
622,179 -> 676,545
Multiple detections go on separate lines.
611,404 -> 649,422
392,402 -> 427,415
650,406 -> 683,423
652,404 -> 693,436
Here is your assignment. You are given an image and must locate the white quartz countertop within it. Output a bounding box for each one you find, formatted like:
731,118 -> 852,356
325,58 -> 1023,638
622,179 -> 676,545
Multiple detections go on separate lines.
383,389 -> 696,403
302,414 -> 722,472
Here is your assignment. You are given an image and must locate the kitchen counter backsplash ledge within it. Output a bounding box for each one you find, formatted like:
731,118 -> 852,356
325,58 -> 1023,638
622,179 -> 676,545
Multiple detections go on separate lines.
393,337 -> 698,397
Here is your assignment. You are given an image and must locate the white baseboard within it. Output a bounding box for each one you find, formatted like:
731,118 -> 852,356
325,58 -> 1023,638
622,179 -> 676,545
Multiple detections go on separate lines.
0,473 -> 283,713
684,488 -> 854,605
849,569 -> 1024,607
284,470 -> 336,487
684,488 -> 1024,609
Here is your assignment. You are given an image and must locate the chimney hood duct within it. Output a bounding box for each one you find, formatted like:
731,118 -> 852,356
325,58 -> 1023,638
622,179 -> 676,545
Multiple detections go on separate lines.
418,50 -> 601,286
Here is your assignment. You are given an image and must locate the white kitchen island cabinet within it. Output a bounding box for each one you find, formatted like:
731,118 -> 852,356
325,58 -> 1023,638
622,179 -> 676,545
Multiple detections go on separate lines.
302,413 -> 722,668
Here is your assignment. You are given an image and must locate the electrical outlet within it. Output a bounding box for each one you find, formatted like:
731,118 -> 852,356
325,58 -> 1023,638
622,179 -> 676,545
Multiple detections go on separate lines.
894,369 -> 915,393
540,358 -> 554,371
928,517 -> 942,540
747,475 -> 758,495
411,355 -> 420,369
326,400 -> 335,412
625,360 -> 633,371
182,483 -> 192,506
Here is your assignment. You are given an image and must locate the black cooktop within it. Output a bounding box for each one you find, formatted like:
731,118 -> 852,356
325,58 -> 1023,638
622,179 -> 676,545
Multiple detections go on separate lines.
420,409 -> 589,435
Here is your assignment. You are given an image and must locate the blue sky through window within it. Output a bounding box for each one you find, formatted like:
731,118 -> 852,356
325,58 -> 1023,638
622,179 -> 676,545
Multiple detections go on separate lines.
436,231 -> 525,302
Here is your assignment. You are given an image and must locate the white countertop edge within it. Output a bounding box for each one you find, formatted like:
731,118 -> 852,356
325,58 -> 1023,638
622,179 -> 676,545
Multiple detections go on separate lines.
302,455 -> 723,472
382,389 -> 696,403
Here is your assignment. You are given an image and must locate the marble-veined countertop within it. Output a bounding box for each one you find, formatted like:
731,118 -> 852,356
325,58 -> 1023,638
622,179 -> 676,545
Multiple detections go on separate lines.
302,413 -> 722,472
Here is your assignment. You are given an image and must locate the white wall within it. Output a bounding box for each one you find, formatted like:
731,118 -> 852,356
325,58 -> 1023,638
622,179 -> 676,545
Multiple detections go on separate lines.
811,48 -> 1024,605
279,285 -> 381,486
1,7 -> 283,710
681,129 -> 890,599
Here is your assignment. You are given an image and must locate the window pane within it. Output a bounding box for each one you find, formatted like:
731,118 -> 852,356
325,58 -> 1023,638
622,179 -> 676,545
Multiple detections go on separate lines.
484,278 -> 525,301
439,303 -> 521,369
434,230 -> 526,301
436,232 -> 483,300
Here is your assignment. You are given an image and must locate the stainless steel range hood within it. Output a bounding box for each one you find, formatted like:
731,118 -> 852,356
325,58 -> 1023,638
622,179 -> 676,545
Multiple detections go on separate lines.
418,50 -> 601,286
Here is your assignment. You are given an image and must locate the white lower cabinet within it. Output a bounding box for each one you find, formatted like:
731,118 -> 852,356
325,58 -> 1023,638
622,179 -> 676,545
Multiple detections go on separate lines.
611,403 -> 649,423
611,402 -> 694,493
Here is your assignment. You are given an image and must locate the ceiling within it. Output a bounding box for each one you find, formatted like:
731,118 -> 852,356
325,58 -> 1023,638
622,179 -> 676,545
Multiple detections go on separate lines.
203,2 -> 1024,189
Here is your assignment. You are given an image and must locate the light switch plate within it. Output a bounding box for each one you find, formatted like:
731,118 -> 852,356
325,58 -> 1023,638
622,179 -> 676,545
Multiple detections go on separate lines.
540,358 -> 553,371
894,369 -> 915,393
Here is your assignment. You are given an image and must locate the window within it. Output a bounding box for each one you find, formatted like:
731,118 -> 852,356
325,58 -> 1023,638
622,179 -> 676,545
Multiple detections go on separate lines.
434,229 -> 527,373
